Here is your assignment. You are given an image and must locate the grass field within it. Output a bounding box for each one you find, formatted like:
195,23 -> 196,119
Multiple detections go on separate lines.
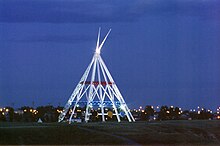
0,120 -> 220,145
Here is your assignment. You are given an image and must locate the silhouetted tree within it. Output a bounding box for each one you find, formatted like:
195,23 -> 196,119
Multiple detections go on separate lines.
0,111 -> 6,121
198,109 -> 212,119
158,106 -> 169,120
36,105 -> 57,122
54,106 -> 63,120
19,106 -> 35,122
169,106 -> 181,120
91,110 -> 98,122
5,107 -> 14,122
144,105 -> 154,120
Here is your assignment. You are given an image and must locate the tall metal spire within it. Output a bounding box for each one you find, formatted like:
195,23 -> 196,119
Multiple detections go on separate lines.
95,28 -> 111,55
58,28 -> 135,123
96,27 -> 101,52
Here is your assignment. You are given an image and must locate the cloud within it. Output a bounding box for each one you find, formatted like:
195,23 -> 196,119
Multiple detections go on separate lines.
2,34 -> 94,44
0,0 -> 219,23
0,0 -> 145,23
156,0 -> 220,19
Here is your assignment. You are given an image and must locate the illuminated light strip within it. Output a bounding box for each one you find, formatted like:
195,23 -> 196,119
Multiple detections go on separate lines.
80,81 -> 114,86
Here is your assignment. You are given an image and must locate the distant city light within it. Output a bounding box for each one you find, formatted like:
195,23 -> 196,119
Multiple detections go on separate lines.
0,104 -> 219,123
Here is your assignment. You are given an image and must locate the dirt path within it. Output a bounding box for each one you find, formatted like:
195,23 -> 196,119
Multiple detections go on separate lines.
77,126 -> 142,146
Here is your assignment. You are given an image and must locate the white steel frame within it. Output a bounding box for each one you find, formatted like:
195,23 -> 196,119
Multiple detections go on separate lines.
58,28 -> 135,123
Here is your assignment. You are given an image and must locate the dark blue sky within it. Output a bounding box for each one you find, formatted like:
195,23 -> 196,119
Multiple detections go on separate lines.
0,0 -> 220,110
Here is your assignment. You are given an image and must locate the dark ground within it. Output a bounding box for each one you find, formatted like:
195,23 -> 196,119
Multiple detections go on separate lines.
0,120 -> 220,145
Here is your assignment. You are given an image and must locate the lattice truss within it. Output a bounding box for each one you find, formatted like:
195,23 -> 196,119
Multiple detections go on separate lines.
58,29 -> 135,123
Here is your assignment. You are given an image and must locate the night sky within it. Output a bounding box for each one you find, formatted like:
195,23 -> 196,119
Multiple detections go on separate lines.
0,0 -> 220,110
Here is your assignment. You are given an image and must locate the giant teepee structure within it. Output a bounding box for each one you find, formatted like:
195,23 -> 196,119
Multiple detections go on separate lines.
58,28 -> 135,123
